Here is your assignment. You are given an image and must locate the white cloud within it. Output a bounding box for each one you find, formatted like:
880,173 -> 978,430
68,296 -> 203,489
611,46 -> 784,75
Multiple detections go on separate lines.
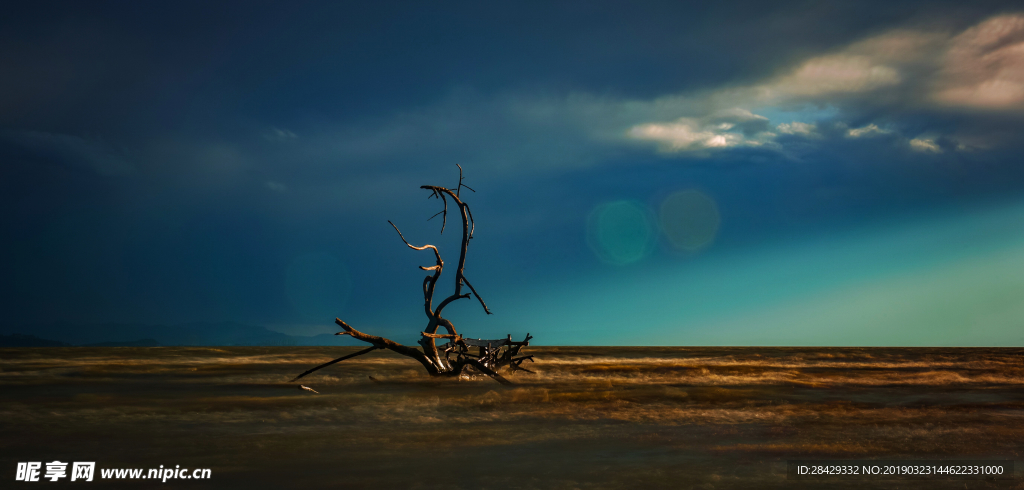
764,55 -> 901,98
624,15 -> 1024,156
699,15 -> 1024,115
846,124 -> 892,138
620,28 -> 947,156
909,138 -> 942,153
777,121 -> 818,136
628,120 -> 737,151
627,109 -> 776,153
745,30 -> 945,107
756,14 -> 1024,113
933,14 -> 1024,109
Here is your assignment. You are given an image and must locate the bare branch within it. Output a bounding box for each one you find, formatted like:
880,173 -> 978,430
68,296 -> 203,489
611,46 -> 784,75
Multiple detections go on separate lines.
437,317 -> 459,337
426,209 -> 444,221
335,319 -> 436,372
434,293 -> 471,316
461,275 -> 491,315
439,192 -> 447,234
290,345 -> 379,382
421,332 -> 460,340
455,164 -> 476,196
456,164 -> 463,198
423,273 -> 441,318
388,220 -> 442,265
455,358 -> 512,385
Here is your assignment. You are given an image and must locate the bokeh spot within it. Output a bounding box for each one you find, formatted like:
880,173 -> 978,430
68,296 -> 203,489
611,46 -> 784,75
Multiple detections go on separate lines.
586,200 -> 656,265
659,190 -> 720,252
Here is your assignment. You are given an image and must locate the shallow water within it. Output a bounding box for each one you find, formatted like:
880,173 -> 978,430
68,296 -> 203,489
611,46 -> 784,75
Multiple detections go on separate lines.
1,346 -> 1022,488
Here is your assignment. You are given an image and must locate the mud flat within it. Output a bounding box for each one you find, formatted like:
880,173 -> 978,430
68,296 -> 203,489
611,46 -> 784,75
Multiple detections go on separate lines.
2,346 -> 1022,488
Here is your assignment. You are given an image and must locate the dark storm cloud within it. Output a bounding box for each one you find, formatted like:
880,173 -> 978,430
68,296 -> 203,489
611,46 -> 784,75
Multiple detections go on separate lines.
1,131 -> 135,176
2,0 -> 1024,340
0,1 -> 1011,131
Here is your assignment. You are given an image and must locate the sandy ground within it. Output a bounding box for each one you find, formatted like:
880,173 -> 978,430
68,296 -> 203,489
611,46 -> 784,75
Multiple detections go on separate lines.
1,346 -> 1022,489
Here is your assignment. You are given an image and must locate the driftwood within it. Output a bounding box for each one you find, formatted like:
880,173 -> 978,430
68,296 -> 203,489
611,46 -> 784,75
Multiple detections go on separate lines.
292,167 -> 533,385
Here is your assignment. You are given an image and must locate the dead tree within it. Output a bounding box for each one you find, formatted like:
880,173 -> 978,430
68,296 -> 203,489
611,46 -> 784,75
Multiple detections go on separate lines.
292,166 -> 533,385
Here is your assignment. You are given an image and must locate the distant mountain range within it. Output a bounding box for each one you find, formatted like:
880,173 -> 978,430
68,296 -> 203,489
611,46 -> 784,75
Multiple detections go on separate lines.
0,322 -> 349,347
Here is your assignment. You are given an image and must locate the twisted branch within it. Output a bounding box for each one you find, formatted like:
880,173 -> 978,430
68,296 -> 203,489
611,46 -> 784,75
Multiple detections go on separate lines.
388,220 -> 441,265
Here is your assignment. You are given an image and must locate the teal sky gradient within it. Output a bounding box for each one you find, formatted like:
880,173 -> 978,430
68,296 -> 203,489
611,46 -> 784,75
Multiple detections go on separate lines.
508,199 -> 1024,346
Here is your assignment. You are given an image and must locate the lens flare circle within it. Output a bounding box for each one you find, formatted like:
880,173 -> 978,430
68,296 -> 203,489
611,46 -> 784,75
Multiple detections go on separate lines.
586,200 -> 657,265
659,190 -> 720,251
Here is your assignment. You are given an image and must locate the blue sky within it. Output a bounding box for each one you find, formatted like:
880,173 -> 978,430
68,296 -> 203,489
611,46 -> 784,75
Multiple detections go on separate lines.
3,1 -> 1024,345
